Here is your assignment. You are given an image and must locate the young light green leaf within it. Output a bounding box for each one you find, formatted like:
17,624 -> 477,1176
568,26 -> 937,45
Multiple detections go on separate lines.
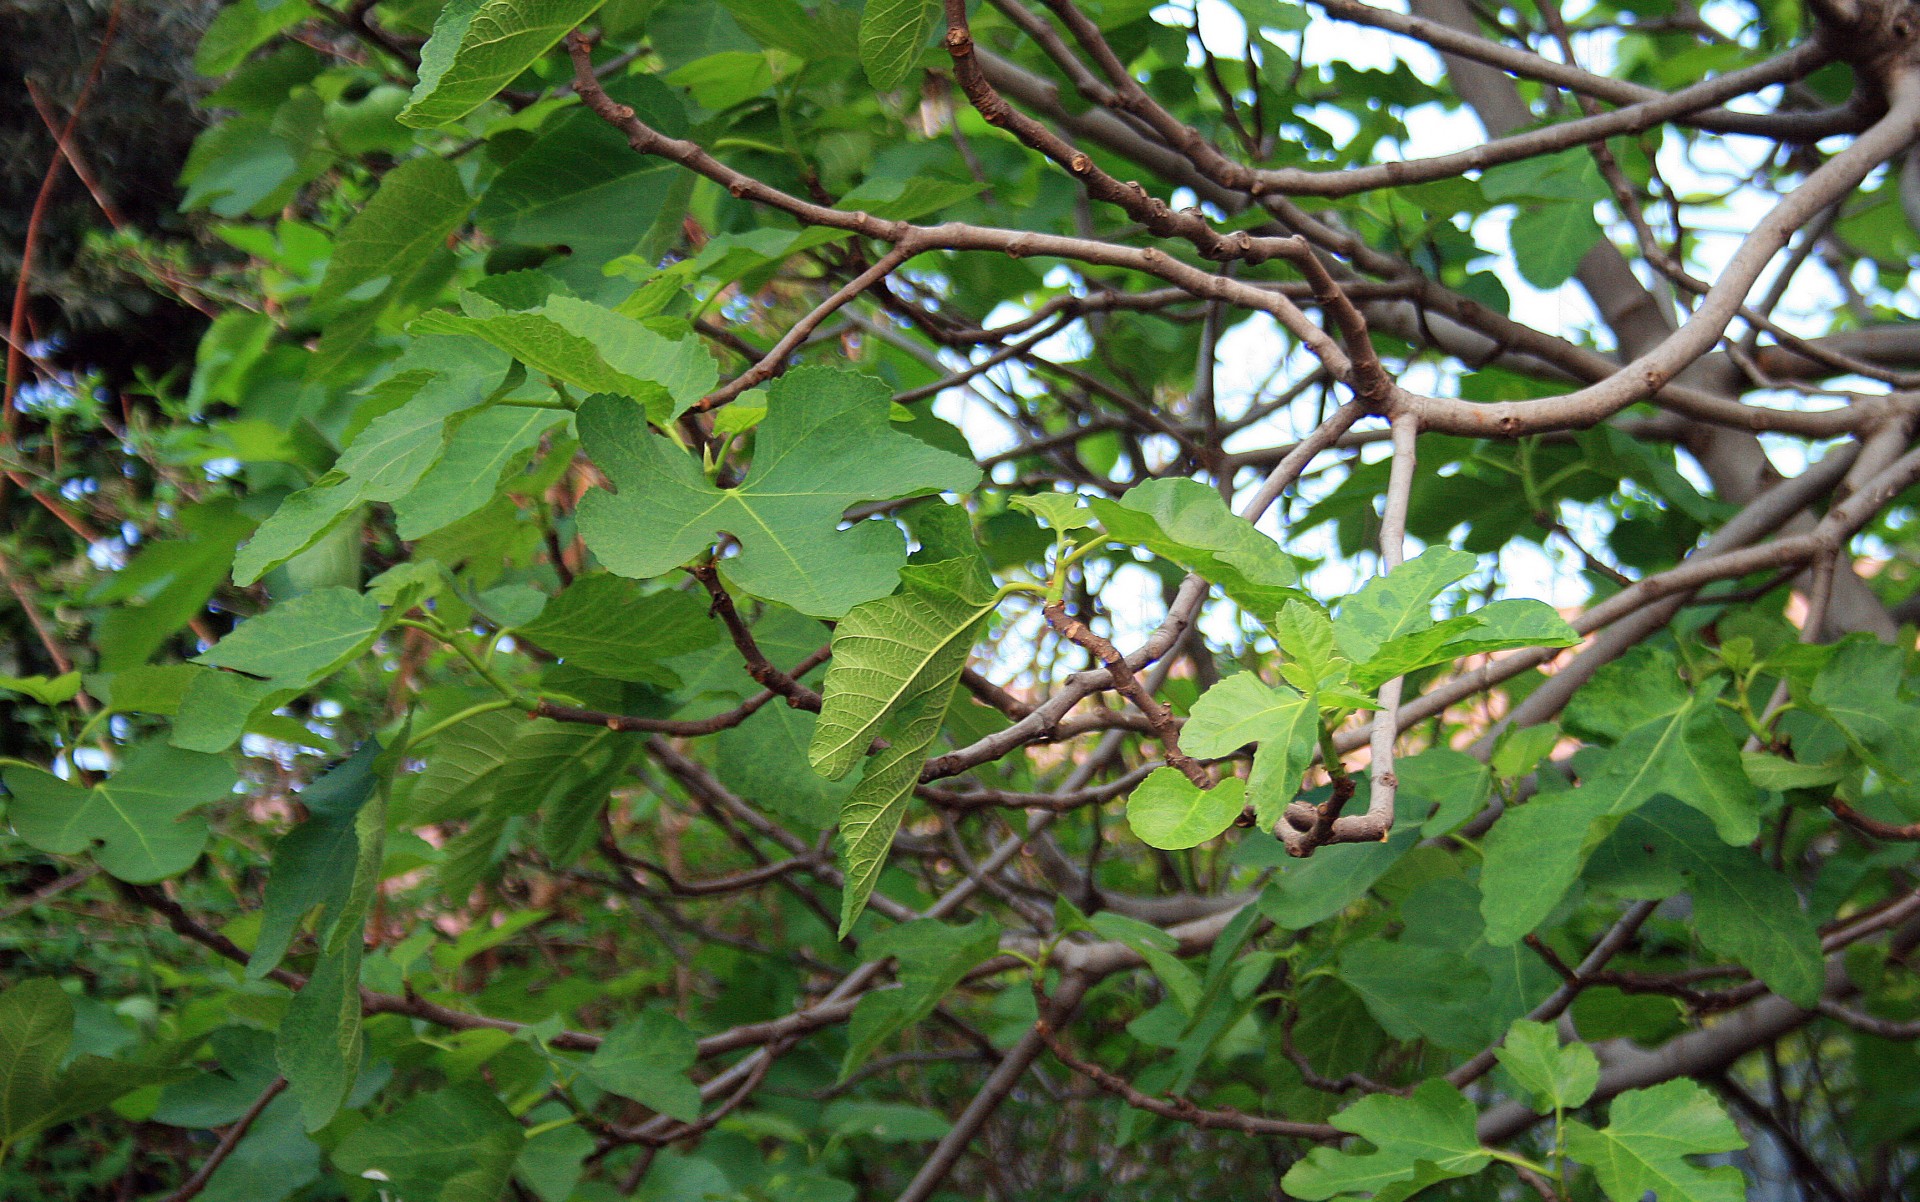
1125,768 -> 1247,850
400,0 -> 610,128
578,367 -> 979,618
1350,599 -> 1578,690
1180,673 -> 1318,829
859,0 -> 939,92
1333,546 -> 1477,663
588,1010 -> 702,1122
315,156 -> 473,309
1496,1019 -> 1599,1113
1274,599 -> 1344,693
5,743 -> 237,882
331,1085 -> 525,1201
1564,1079 -> 1746,1202
1008,491 -> 1095,532
1491,722 -> 1561,780
1089,478 -> 1297,616
1281,1079 -> 1492,1200
1738,751 -> 1846,791
810,557 -> 997,933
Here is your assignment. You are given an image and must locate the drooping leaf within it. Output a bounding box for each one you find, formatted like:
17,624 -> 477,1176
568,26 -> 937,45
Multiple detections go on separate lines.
587,1010 -> 702,1122
1564,1079 -> 1747,1202
1586,800 -> 1823,1006
413,292 -> 715,421
1125,768 -> 1248,850
1337,941 -> 1491,1051
315,156 -> 473,308
400,0 -> 611,128
809,556 -> 997,933
578,367 -> 978,618
278,738 -> 394,1130
1281,1079 -> 1492,1200
1090,478 -> 1298,616
1258,822 -> 1417,929
0,979 -> 178,1154
250,741 -> 384,977
390,404 -> 566,539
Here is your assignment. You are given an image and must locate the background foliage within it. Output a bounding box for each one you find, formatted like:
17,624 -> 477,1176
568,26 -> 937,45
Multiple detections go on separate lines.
5,0 -> 1920,1198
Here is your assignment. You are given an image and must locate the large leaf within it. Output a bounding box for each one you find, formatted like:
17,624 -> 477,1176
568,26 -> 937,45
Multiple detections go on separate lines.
5,743 -> 237,882
278,740 -> 393,1130
1586,800 -> 1824,1006
315,156 -> 472,308
400,0 -> 611,128
587,1010 -> 702,1122
1258,823 -> 1417,928
414,291 -> 715,422
0,979 -> 177,1154
474,76 -> 688,273
1089,478 -> 1297,617
1564,1080 -> 1746,1202
1337,942 -> 1491,1051
234,339 -> 513,584
859,0 -> 938,91
390,404 -> 566,539
332,1086 -> 525,1202
809,556 -> 997,933
578,367 -> 979,618
1480,697 -> 1757,945
194,587 -> 384,688
1282,1079 -> 1492,1200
